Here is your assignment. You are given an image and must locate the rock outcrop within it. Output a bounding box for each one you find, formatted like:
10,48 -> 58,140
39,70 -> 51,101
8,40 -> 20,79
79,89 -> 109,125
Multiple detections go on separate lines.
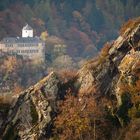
77,18 -> 140,98
0,72 -> 60,140
76,18 -> 140,128
1,17 -> 140,140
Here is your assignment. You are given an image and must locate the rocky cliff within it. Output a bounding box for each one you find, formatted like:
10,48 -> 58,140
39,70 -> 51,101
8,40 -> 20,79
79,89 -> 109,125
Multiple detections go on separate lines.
76,17 -> 140,137
1,17 -> 140,140
0,72 -> 61,140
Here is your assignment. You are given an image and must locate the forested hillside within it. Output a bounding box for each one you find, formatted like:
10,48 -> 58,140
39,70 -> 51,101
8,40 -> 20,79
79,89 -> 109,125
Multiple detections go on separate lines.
1,16 -> 140,140
0,1 -> 140,140
0,0 -> 139,96
0,0 -> 140,59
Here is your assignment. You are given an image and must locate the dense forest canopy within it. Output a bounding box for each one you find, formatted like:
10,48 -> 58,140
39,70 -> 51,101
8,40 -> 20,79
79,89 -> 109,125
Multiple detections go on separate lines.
0,0 -> 140,59
0,2 -> 140,139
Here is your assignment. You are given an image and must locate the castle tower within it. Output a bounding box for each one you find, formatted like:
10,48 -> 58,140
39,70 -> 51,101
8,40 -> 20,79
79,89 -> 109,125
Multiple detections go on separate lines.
22,24 -> 33,38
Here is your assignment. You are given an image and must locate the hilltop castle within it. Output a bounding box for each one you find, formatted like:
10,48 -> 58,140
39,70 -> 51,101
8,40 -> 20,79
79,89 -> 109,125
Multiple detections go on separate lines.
0,24 -> 45,63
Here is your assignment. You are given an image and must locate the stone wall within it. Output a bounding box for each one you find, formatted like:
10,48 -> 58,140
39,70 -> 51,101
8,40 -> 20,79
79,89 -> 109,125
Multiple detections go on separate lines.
0,42 -> 45,63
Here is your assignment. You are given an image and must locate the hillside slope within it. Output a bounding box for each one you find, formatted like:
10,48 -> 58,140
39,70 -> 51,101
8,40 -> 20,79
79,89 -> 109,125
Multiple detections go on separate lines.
1,17 -> 140,140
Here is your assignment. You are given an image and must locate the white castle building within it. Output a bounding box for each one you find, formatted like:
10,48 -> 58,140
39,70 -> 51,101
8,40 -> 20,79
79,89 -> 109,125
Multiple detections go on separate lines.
22,24 -> 33,38
0,24 -> 45,63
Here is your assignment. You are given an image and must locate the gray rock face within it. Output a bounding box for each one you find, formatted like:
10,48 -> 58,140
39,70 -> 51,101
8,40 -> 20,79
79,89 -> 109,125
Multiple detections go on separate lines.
77,67 -> 95,92
0,19 -> 140,140
0,72 -> 60,140
76,21 -> 140,102
116,52 -> 140,106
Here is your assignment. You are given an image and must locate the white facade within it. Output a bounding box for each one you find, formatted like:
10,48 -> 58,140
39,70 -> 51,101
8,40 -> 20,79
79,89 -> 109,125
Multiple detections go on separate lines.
0,24 -> 45,64
22,24 -> 33,38
0,41 -> 45,63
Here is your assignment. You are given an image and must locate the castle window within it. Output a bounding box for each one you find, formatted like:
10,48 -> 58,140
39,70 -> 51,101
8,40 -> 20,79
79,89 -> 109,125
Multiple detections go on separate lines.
17,50 -> 20,53
6,44 -> 13,47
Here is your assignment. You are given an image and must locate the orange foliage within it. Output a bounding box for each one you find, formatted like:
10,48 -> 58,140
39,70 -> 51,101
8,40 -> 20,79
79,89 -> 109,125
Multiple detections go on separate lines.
120,17 -> 140,35
13,83 -> 23,95
55,94 -> 95,139
67,27 -> 92,46
54,86 -> 105,140
123,119 -> 140,140
57,69 -> 77,83
100,42 -> 112,57
0,95 -> 14,104
79,85 -> 97,97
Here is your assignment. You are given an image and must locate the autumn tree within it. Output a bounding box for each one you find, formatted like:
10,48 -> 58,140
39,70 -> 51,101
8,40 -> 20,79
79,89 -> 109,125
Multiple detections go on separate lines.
52,55 -> 75,70
2,56 -> 18,73
54,84 -> 113,140
12,83 -> 23,95
100,42 -> 112,58
57,69 -> 77,83
54,93 -> 94,140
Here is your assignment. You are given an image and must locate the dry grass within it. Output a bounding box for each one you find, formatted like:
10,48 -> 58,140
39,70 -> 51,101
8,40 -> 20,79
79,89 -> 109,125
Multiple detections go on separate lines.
57,69 -> 77,83
120,17 -> 140,36
0,94 -> 14,104
100,42 -> 112,57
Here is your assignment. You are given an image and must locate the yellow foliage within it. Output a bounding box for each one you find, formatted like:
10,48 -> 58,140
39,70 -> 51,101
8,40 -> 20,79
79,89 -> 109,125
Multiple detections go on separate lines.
2,56 -> 18,73
40,31 -> 49,41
